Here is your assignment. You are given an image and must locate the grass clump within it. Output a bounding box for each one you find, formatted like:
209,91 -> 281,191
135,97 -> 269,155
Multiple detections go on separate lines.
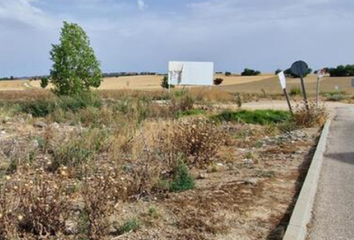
292,102 -> 328,128
212,110 -> 290,125
117,219 -> 141,234
289,87 -> 301,96
19,93 -> 102,118
169,162 -> 195,193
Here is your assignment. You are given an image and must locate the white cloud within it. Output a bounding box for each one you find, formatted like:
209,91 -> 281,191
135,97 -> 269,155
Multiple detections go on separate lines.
137,0 -> 146,11
0,0 -> 60,29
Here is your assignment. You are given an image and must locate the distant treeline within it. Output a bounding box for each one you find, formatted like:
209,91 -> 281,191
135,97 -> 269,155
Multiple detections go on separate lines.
327,65 -> 354,77
0,72 -> 159,81
102,72 -> 158,78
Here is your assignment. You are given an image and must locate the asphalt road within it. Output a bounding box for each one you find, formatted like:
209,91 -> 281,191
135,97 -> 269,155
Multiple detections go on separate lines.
308,106 -> 354,240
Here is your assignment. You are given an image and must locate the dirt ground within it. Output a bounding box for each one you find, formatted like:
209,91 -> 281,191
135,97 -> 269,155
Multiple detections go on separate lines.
0,104 -> 321,240
111,126 -> 320,240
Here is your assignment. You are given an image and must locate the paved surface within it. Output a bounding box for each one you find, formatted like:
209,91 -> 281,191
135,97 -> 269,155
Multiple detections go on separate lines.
308,106 -> 354,240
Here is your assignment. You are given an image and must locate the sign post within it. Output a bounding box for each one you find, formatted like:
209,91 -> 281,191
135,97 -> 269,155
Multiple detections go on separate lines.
316,69 -> 326,109
291,61 -> 309,112
278,71 -> 293,115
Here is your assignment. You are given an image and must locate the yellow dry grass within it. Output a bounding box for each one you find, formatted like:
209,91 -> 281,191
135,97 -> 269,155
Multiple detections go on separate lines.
27,74 -> 273,90
219,75 -> 354,95
1,74 -> 353,95
0,80 -> 30,91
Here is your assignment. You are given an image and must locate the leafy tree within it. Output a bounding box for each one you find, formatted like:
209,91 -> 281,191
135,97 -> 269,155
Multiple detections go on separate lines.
40,77 -> 49,89
241,68 -> 261,76
161,76 -> 174,89
50,22 -> 102,95
225,72 -> 231,76
328,65 -> 354,77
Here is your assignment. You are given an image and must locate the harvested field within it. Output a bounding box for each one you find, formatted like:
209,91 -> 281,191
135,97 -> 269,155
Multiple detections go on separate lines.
2,75 -> 353,97
9,74 -> 273,91
220,75 -> 354,95
0,80 -> 31,91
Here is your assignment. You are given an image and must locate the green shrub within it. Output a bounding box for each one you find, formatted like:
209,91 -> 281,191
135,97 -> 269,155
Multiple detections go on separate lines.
289,87 -> 301,96
169,162 -> 195,193
118,219 -> 141,234
40,77 -> 49,89
19,93 -> 102,118
20,98 -> 57,117
161,76 -> 174,89
211,110 -> 290,125
51,129 -> 109,171
326,94 -> 345,102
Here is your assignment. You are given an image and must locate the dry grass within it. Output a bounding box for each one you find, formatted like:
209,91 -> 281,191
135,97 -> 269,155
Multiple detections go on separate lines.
0,89 -> 324,239
3,74 -> 273,92
219,75 -> 354,95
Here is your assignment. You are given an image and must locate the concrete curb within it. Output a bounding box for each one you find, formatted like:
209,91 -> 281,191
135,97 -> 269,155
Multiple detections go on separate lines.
283,120 -> 331,240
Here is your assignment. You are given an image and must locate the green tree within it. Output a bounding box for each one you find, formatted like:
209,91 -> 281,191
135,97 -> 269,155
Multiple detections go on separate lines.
161,76 -> 174,89
241,68 -> 261,76
40,77 -> 49,89
50,22 -> 102,95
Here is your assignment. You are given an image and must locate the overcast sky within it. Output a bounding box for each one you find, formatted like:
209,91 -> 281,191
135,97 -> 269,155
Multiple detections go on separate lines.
0,0 -> 353,77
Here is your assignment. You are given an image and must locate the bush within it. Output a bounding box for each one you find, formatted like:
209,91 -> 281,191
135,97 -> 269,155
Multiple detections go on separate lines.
234,93 -> 242,108
289,87 -> 301,96
0,170 -> 71,238
117,219 -> 141,235
170,93 -> 195,113
20,93 -> 102,118
171,118 -> 224,167
213,78 -> 224,85
161,76 -> 174,89
169,162 -> 195,192
20,98 -> 57,117
225,72 -> 231,76
241,68 -> 261,76
211,110 -> 290,125
40,77 -> 49,89
292,102 -> 327,128
51,129 -> 109,172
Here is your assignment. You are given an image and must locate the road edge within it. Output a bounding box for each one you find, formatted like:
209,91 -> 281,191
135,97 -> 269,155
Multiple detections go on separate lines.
283,120 -> 331,240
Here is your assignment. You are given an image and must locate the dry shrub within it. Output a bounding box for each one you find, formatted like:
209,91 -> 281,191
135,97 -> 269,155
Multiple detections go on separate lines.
171,118 -> 224,168
79,167 -> 126,239
125,151 -> 163,199
292,102 -> 328,128
0,168 -> 71,239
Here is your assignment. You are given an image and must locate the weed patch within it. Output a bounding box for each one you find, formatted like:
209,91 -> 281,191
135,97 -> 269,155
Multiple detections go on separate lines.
212,110 -> 290,125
